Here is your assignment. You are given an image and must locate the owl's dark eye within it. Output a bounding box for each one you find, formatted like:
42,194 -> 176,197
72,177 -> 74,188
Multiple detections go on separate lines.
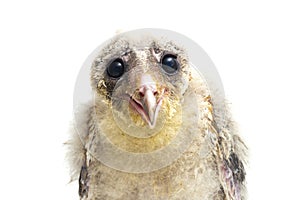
161,54 -> 179,74
107,58 -> 125,78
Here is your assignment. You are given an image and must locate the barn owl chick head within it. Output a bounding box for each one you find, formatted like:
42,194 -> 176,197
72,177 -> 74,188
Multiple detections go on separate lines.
91,36 -> 192,136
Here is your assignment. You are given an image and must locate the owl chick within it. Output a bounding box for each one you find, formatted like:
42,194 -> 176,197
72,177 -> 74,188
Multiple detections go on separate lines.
67,32 -> 247,200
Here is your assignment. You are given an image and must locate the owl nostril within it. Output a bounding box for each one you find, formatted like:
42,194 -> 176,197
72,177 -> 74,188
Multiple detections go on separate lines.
139,91 -> 145,97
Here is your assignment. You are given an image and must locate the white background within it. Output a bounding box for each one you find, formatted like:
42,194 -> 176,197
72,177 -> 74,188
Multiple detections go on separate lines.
0,1 -> 299,199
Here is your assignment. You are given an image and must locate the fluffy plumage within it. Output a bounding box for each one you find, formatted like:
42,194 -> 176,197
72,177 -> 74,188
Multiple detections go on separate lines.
67,33 -> 247,200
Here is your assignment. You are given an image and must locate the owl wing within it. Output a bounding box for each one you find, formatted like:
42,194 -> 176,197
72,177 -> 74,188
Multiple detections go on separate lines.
79,155 -> 89,199
208,119 -> 247,200
220,151 -> 246,200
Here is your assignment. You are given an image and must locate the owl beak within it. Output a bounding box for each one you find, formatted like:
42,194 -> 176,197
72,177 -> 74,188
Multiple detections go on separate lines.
130,74 -> 164,128
141,87 -> 161,128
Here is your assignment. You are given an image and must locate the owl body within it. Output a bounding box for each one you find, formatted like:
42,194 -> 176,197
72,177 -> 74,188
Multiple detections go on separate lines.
68,31 -> 247,200
80,136 -> 220,200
